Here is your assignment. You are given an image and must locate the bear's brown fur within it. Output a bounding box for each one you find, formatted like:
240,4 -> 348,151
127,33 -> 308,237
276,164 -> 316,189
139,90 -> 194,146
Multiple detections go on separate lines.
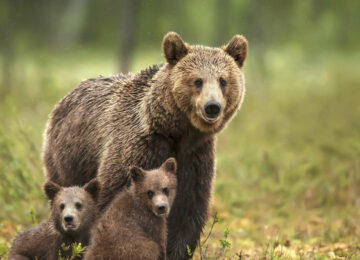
84,158 -> 177,260
42,32 -> 247,259
8,179 -> 100,260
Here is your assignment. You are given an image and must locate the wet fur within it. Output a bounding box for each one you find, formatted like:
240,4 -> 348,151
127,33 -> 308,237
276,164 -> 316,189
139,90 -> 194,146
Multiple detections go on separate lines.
43,32 -> 247,259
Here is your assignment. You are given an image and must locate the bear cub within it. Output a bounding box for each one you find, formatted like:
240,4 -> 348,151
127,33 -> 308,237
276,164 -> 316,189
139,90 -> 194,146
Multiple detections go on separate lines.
85,158 -> 177,260
8,178 -> 100,260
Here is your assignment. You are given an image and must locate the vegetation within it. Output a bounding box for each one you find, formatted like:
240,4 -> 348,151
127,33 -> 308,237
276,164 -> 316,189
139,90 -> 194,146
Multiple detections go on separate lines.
1,48 -> 359,259
58,243 -> 86,260
1,1 -> 359,259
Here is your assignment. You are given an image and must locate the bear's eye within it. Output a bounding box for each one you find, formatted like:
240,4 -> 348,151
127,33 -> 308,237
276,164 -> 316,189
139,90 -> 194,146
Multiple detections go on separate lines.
147,190 -> 154,199
219,77 -> 227,88
60,203 -> 65,211
194,79 -> 203,88
163,187 -> 169,196
75,202 -> 82,210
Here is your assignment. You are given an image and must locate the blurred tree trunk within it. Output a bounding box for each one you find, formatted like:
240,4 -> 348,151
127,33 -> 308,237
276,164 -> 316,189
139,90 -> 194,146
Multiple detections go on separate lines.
56,0 -> 88,50
119,0 -> 139,73
165,0 -> 182,32
244,0 -> 267,76
215,0 -> 230,46
1,0 -> 15,98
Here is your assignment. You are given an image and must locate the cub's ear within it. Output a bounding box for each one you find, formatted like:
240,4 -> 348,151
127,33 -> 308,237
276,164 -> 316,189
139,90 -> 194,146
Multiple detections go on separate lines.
161,157 -> 177,175
83,178 -> 101,200
162,32 -> 189,65
223,35 -> 248,68
129,166 -> 145,183
44,181 -> 61,201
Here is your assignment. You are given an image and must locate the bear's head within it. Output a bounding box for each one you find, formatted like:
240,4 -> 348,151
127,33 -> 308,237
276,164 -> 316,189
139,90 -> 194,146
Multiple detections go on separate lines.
44,178 -> 100,236
163,32 -> 248,133
129,158 -> 177,217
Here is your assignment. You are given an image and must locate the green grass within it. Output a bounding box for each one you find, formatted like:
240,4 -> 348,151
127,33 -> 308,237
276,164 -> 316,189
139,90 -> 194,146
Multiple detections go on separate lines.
1,48 -> 360,259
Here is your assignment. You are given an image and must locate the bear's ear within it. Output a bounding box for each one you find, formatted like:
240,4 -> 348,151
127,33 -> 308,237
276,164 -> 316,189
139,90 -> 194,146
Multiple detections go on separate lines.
44,181 -> 61,201
83,178 -> 101,200
162,32 -> 189,65
223,35 -> 248,68
129,166 -> 145,183
161,157 -> 177,175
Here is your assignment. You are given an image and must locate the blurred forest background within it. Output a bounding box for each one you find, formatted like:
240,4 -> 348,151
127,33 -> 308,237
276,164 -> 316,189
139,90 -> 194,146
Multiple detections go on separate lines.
1,0 -> 360,259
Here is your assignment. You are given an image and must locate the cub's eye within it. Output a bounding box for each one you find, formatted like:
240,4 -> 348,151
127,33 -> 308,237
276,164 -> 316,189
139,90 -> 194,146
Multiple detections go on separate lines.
147,190 -> 154,199
163,187 -> 169,196
75,202 -> 82,210
194,79 -> 203,88
60,203 -> 65,210
219,77 -> 227,88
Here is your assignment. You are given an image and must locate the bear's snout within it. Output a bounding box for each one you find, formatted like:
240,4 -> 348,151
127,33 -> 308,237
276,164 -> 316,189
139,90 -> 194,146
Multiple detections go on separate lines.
64,215 -> 74,223
63,214 -> 77,230
153,196 -> 170,216
156,204 -> 167,213
204,101 -> 221,120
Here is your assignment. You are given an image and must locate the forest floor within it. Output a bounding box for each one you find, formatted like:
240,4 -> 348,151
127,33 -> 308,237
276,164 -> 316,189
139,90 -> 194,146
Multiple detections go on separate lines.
1,49 -> 360,259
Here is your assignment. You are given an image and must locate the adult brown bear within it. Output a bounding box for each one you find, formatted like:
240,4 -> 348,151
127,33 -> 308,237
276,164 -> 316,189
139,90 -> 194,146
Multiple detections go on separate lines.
43,32 -> 247,259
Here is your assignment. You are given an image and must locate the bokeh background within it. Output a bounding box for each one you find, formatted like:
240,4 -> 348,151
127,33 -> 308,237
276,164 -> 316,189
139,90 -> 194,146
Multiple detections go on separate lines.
1,0 -> 360,258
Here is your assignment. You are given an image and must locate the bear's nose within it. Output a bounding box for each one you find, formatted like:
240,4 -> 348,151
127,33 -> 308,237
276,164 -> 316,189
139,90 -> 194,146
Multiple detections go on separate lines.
64,215 -> 74,223
204,101 -> 221,118
157,204 -> 167,212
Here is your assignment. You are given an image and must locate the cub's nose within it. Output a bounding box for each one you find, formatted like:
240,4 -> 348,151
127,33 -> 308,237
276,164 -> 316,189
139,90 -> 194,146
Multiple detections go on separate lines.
204,101 -> 221,119
64,215 -> 74,223
157,204 -> 167,213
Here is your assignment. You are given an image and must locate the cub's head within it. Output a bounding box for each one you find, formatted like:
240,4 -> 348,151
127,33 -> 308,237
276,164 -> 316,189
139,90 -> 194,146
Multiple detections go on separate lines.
44,178 -> 100,236
163,32 -> 248,133
129,158 -> 177,217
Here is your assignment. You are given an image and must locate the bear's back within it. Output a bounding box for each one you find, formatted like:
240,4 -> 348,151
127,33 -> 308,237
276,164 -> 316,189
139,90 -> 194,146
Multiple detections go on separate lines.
8,222 -> 61,260
43,65 -> 160,186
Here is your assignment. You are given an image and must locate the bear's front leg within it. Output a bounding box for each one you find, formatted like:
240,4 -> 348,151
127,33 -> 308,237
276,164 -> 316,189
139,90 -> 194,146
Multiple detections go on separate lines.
167,139 -> 215,259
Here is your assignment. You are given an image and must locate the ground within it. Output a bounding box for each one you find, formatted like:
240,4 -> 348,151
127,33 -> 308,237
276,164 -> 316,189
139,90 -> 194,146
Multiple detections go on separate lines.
0,48 -> 360,259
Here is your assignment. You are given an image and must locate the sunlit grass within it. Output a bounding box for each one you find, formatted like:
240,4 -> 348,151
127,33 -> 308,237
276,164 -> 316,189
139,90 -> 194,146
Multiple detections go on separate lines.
0,48 -> 360,259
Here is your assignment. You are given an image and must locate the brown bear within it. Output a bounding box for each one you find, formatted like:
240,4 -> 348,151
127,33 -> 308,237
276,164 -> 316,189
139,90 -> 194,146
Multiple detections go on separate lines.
42,32 -> 247,259
8,179 -> 100,260
84,158 -> 177,260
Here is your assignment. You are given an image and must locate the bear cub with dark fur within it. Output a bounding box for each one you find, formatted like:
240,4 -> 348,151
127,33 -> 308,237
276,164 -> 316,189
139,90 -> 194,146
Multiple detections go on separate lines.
85,158 -> 177,260
8,179 -> 100,260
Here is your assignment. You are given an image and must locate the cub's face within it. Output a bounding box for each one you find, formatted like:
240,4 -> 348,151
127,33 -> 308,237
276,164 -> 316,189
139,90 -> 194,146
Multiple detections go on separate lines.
44,179 -> 100,235
163,32 -> 248,133
130,158 -> 177,217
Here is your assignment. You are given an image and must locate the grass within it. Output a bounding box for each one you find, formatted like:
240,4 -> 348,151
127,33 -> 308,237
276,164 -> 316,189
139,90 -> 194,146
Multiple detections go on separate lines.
0,47 -> 360,259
